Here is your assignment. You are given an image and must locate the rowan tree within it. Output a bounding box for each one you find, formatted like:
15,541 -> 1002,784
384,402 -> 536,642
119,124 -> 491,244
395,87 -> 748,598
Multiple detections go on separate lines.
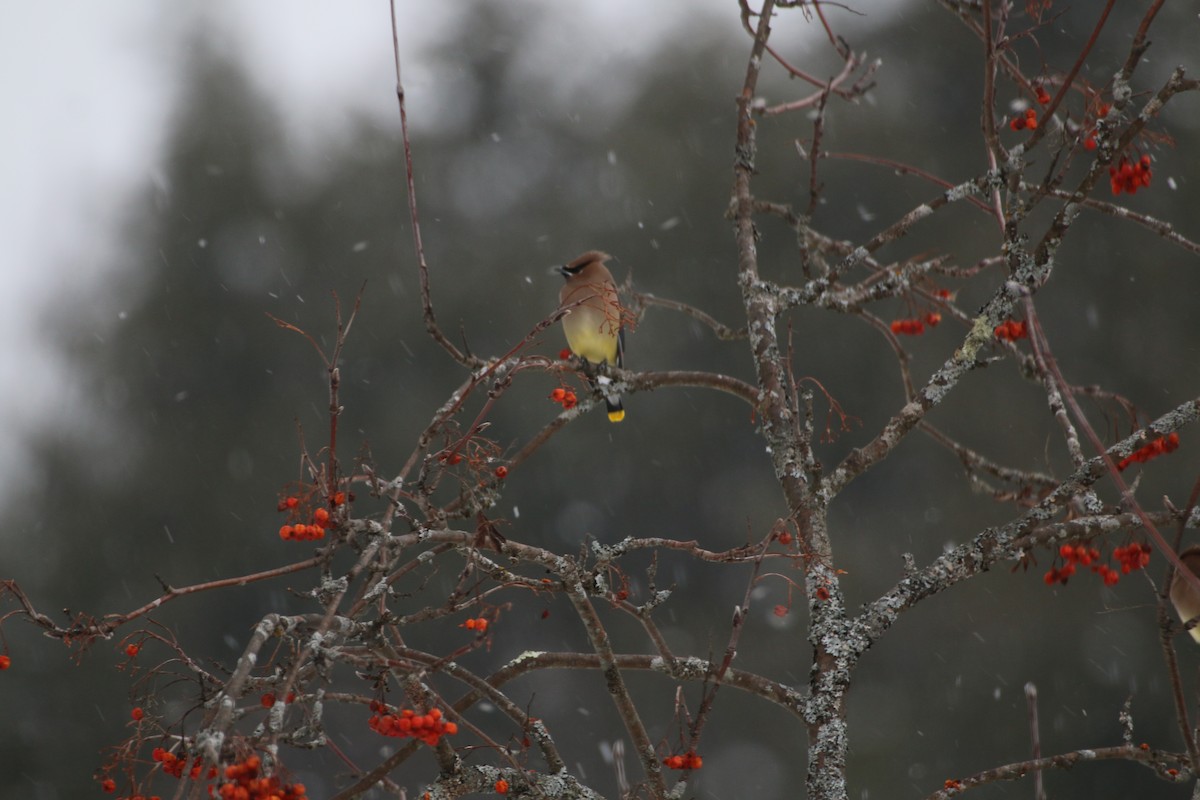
3,2 -> 1200,799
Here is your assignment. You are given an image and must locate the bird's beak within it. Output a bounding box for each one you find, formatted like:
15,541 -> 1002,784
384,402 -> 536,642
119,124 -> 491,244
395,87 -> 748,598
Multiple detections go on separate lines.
549,264 -> 568,278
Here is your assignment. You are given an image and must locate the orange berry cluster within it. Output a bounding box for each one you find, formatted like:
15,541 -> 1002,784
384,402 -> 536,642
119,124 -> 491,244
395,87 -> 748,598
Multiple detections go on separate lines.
367,703 -> 458,746
1109,155 -> 1152,196
892,318 -> 923,336
993,320 -> 1028,341
1113,542 -> 1152,574
1010,107 -> 1038,131
151,747 -> 216,781
461,617 -> 489,633
125,644 -> 140,657
1117,432 -> 1179,471
662,752 -> 703,770
0,655 -> 10,670
217,755 -> 306,800
276,490 -> 347,540
1043,541 -> 1151,587
944,778 -> 963,791
1044,543 -> 1099,586
549,387 -> 578,410
279,506 -> 331,542
891,312 -> 941,336
495,779 -> 510,794
1035,86 -> 1051,105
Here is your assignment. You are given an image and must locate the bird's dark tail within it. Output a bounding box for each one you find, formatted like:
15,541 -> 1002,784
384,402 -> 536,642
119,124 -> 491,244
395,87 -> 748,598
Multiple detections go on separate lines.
605,395 -> 625,423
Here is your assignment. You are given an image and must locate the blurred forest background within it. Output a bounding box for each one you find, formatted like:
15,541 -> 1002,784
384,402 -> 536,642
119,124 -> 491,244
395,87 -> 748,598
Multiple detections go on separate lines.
3,1 -> 1200,798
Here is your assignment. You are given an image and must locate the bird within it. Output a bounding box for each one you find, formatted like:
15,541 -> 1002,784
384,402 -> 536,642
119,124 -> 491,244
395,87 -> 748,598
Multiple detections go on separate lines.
1170,545 -> 1200,643
557,250 -> 625,422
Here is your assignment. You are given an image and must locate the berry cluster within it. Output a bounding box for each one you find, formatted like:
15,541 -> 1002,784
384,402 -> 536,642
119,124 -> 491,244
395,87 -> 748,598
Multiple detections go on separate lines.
549,387 -> 578,410
276,495 -> 301,512
1113,543 -> 1153,573
994,320 -> 1028,341
495,779 -> 510,794
279,506 -> 331,542
152,747 -> 216,781
1043,541 -> 1151,587
1117,432 -> 1179,471
1010,107 -> 1039,131
1109,155 -> 1152,196
276,490 -> 347,541
461,617 -> 489,633
890,312 -> 941,336
368,704 -> 458,746
217,755 -> 306,800
662,752 -> 703,770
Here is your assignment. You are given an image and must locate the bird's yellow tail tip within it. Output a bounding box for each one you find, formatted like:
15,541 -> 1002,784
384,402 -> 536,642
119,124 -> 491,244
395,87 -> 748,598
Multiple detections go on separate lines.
607,409 -> 626,423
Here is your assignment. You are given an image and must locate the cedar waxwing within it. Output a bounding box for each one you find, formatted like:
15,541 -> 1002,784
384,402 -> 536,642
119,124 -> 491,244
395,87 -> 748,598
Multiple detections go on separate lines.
1170,546 -> 1200,643
557,250 -> 625,422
